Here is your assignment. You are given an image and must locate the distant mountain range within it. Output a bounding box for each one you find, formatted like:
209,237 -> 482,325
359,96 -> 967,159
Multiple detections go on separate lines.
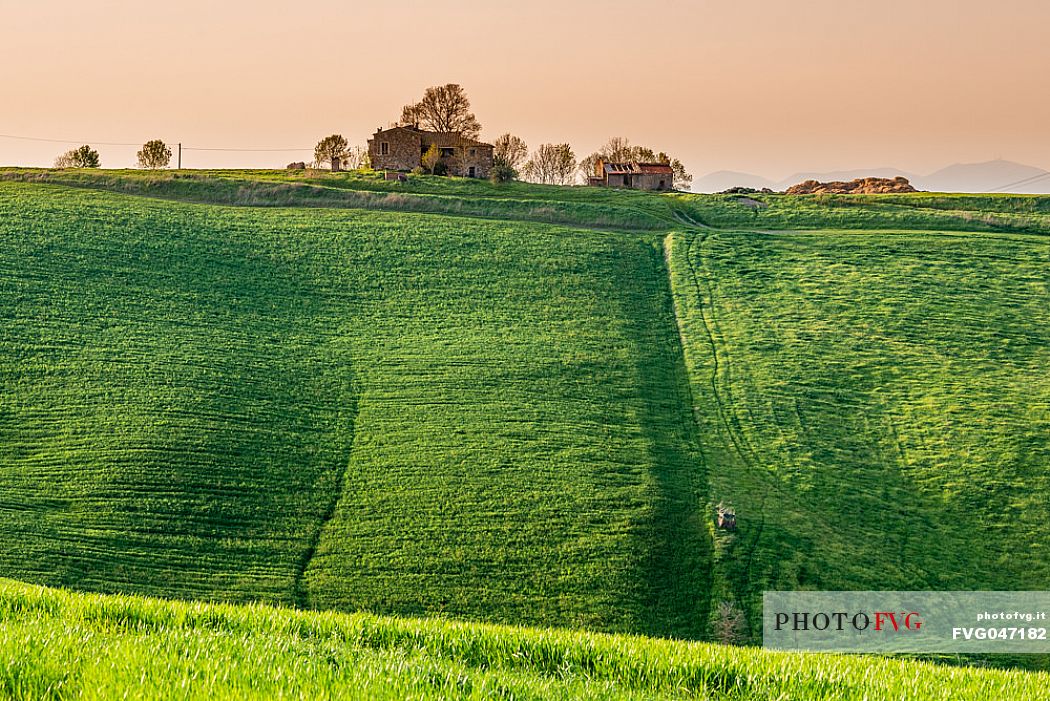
692,160 -> 1050,194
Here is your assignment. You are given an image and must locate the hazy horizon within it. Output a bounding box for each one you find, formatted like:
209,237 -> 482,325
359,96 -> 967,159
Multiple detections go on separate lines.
3,1 -> 1049,184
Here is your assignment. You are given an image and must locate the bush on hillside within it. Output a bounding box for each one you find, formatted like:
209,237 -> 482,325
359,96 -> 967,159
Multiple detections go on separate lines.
55,145 -> 101,168
489,161 -> 517,184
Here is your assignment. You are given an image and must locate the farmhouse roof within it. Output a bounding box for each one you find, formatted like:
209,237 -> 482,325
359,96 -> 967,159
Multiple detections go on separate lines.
602,161 -> 675,175
373,125 -> 492,148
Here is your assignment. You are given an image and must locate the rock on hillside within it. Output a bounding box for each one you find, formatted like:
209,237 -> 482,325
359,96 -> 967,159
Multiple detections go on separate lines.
786,176 -> 918,195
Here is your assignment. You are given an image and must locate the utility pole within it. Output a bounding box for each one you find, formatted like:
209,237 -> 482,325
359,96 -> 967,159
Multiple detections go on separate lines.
177,142 -> 182,170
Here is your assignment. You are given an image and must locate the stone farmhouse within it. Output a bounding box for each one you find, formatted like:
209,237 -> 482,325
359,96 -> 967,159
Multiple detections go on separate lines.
368,126 -> 494,178
588,159 -> 675,191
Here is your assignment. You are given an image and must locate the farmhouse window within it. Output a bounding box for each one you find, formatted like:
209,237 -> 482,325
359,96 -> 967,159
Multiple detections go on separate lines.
440,147 -> 456,158
380,142 -> 389,155
469,148 -> 476,156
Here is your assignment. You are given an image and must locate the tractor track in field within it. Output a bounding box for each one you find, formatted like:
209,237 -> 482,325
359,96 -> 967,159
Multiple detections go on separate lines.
664,229 -> 774,615
665,222 -> 797,630
654,235 -> 718,636
670,229 -> 761,471
668,221 -> 917,630
671,211 -> 774,468
291,383 -> 360,610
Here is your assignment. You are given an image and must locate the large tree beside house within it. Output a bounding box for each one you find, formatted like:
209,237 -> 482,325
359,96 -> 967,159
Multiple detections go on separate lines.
400,84 -> 482,140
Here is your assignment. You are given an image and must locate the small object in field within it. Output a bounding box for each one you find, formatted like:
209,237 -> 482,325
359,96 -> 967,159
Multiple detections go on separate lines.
717,504 -> 737,530
384,171 -> 408,182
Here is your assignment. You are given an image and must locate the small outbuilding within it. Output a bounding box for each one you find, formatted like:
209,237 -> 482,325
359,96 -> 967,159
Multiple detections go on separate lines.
588,159 -> 675,191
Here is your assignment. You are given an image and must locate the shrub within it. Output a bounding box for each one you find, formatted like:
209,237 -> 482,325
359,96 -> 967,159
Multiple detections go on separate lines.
421,144 -> 441,175
713,600 -> 747,645
489,161 -> 517,184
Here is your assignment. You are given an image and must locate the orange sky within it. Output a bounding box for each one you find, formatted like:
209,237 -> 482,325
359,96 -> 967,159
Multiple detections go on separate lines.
3,0 -> 1048,181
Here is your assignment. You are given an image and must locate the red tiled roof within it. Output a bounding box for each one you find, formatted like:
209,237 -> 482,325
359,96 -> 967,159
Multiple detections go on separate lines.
636,162 -> 674,174
602,161 -> 674,175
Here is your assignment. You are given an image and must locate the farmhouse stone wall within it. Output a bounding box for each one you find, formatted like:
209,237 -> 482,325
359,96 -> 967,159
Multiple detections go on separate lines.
604,172 -> 671,190
439,140 -> 493,179
368,127 -> 422,172
368,127 -> 493,178
633,173 -> 670,190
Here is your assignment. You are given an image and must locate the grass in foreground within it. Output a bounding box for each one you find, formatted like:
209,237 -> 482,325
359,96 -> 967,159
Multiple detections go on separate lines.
0,578 -> 1046,700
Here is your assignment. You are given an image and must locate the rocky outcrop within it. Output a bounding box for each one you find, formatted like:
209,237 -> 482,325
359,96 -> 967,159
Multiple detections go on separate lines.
785,176 -> 917,195
720,186 -> 774,195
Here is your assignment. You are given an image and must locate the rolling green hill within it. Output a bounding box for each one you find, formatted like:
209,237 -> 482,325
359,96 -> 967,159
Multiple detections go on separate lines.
0,169 -> 1047,693
665,228 -> 1049,637
0,578 -> 1046,700
0,179 -> 708,638
5,167 -> 1050,235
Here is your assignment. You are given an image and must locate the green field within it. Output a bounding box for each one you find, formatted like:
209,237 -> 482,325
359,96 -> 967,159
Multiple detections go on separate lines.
665,228 -> 1049,635
1,578 -> 1047,700
0,169 -> 1047,696
0,179 -> 707,637
5,167 -> 1050,235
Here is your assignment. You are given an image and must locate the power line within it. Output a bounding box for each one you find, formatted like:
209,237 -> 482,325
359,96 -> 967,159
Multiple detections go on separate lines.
985,172 -> 1050,192
985,171 -> 1050,193
9,129 -> 1042,182
0,133 -> 140,147
182,146 -> 311,152
0,132 -> 311,153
